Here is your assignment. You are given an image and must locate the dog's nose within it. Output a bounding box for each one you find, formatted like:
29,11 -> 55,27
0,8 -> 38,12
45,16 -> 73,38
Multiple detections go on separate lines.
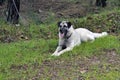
60,29 -> 63,33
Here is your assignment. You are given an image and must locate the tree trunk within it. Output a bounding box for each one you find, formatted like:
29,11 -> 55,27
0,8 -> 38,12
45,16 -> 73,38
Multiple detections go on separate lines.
7,0 -> 20,25
0,0 -> 4,6
96,0 -> 107,7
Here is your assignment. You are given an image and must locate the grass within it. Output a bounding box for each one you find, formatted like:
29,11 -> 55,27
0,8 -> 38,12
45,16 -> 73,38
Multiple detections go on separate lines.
0,39 -> 49,79
0,35 -> 119,79
84,70 -> 120,80
0,9 -> 120,79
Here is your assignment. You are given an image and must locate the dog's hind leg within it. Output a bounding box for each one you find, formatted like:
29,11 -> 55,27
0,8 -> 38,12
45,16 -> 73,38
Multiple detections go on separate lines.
87,34 -> 95,42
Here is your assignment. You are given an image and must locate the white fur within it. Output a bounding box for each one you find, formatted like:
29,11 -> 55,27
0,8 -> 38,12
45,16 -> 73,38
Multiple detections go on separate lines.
52,23 -> 108,56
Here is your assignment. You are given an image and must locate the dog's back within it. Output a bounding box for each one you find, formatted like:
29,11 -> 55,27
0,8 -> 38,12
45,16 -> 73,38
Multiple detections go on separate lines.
75,28 -> 108,42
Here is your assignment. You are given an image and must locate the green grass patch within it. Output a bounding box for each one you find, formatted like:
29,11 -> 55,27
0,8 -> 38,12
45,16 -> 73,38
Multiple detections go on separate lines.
0,35 -> 119,79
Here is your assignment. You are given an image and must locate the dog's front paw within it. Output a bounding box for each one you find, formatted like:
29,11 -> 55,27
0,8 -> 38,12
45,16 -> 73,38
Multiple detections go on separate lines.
52,53 -> 60,56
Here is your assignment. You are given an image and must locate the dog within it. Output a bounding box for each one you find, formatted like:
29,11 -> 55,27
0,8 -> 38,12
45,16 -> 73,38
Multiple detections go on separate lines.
52,21 -> 108,56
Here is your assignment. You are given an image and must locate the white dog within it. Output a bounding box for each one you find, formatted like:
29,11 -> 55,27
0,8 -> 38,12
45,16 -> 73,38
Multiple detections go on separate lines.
52,21 -> 108,56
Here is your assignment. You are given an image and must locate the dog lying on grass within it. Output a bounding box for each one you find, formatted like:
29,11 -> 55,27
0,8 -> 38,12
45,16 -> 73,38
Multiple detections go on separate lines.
52,21 -> 108,56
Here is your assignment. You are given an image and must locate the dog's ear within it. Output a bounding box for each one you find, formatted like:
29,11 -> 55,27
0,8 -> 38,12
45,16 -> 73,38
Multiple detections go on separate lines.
67,21 -> 72,28
57,21 -> 61,27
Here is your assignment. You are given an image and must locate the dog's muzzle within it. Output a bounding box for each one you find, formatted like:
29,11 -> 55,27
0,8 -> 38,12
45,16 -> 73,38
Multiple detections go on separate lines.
59,28 -> 68,38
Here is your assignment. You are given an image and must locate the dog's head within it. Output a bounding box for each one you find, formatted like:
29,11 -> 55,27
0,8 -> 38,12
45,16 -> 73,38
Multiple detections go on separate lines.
57,21 -> 72,38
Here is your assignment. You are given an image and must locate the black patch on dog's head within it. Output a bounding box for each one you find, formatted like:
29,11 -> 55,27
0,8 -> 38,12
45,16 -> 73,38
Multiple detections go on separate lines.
67,21 -> 72,28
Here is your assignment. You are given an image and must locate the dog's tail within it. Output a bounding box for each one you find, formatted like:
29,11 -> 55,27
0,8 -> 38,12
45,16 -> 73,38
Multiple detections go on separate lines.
93,32 -> 108,38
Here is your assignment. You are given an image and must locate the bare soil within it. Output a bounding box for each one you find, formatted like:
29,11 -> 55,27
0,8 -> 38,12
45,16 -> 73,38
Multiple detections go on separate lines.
0,0 -> 95,22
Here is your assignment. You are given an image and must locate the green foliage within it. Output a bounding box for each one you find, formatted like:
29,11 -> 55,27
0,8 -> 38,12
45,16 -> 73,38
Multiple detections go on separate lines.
66,9 -> 120,36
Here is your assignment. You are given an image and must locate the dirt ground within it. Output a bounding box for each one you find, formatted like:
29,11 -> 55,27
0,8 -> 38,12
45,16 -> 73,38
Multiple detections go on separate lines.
0,0 -> 96,22
31,0 -> 89,18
